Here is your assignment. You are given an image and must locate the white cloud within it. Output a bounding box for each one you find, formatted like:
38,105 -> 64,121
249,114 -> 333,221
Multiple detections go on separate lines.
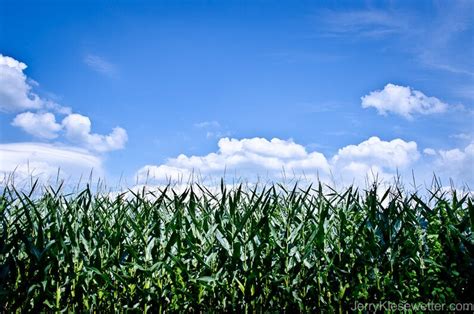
194,121 -> 232,139
423,148 -> 437,156
62,113 -> 128,152
194,121 -> 220,128
136,165 -> 194,184
319,9 -> 409,39
0,142 -> 103,185
331,136 -> 420,184
9,111 -> 128,152
434,142 -> 474,184
0,54 -> 72,113
219,138 -> 308,158
361,84 -> 448,119
318,4 -> 474,77
206,131 -> 231,139
333,137 -> 419,168
135,136 -> 423,186
0,54 -> 43,112
11,111 -> 62,139
2,54 -> 128,153
451,133 -> 472,140
44,102 -> 72,115
84,54 -> 117,77
136,137 -> 331,183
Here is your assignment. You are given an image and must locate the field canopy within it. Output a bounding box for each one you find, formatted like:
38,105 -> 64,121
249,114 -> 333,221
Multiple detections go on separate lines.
1,180 -> 473,311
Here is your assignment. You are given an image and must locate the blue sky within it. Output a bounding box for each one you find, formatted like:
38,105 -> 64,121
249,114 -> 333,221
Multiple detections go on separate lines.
0,0 -> 473,188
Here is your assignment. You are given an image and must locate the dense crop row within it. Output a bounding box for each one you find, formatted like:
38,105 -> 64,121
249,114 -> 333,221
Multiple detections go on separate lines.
1,181 -> 473,311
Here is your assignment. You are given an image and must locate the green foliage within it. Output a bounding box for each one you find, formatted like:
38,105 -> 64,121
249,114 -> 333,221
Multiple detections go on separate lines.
0,181 -> 473,311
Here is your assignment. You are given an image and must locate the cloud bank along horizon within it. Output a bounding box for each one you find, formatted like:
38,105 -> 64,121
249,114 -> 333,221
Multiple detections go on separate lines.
0,53 -> 472,188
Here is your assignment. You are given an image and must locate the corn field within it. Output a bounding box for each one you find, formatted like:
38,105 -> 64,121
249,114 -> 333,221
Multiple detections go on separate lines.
1,181 -> 473,312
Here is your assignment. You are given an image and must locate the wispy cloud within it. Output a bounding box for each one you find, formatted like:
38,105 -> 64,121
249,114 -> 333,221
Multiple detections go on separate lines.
194,120 -> 232,139
206,130 -> 231,139
194,121 -> 221,129
265,51 -> 346,64
84,54 -> 117,77
316,2 -> 474,77
450,133 -> 473,141
454,85 -> 474,101
418,1 -> 474,77
317,9 -> 412,39
297,101 -> 344,114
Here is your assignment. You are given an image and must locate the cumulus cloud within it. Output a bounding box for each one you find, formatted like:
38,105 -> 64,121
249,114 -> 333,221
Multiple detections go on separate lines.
0,54 -> 70,113
333,137 -> 419,168
135,136 -> 424,186
0,54 -> 43,112
9,111 -> 128,152
434,142 -> 474,184
423,148 -> 437,156
1,54 -> 128,152
0,142 -> 103,184
331,136 -> 420,184
135,136 -> 474,187
12,111 -> 62,139
136,137 -> 331,183
361,83 -> 448,119
62,113 -> 128,152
